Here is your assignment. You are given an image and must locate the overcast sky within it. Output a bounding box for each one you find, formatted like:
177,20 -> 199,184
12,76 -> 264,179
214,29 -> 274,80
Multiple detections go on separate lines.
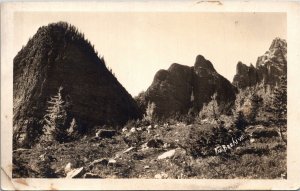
14,12 -> 286,96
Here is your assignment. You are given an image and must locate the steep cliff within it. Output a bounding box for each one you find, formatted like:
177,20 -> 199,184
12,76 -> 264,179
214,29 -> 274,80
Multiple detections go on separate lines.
13,22 -> 141,147
143,55 -> 237,117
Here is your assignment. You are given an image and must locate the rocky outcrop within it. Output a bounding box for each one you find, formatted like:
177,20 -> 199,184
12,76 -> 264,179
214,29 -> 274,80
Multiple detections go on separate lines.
232,62 -> 260,89
192,55 -> 237,113
13,22 -> 141,147
143,55 -> 237,117
233,38 -> 287,88
144,63 -> 194,117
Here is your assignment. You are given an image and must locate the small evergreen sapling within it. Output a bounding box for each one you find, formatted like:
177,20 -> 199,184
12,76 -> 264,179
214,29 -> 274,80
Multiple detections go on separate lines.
199,93 -> 220,122
144,102 -> 156,122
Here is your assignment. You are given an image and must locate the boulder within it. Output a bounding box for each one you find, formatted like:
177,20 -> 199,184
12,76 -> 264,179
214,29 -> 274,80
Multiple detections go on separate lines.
89,158 -> 109,168
83,172 -> 102,178
66,167 -> 85,178
108,159 -> 117,166
157,149 -> 176,160
154,172 -> 168,179
122,146 -> 136,154
95,129 -> 117,139
64,162 -> 72,173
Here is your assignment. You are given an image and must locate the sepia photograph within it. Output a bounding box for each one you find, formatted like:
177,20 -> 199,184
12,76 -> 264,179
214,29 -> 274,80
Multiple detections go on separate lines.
1,1 -> 300,190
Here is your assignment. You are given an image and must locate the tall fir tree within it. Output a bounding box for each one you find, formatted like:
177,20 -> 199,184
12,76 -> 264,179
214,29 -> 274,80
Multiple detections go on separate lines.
271,75 -> 287,143
272,76 -> 287,123
43,86 -> 68,143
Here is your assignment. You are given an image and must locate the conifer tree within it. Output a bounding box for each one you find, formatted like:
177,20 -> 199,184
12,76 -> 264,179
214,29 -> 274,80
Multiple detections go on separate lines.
144,102 -> 156,122
199,93 -> 220,121
43,86 -> 68,143
272,76 -> 287,123
271,76 -> 287,143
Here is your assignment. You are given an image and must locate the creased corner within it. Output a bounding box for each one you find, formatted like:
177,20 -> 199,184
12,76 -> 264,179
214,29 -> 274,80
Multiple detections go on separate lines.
1,166 -> 16,190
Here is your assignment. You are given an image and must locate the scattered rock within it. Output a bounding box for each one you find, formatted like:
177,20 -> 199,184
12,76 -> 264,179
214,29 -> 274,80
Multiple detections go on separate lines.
95,129 -> 117,139
64,162 -> 72,173
157,149 -> 176,160
136,127 -> 142,131
108,159 -> 117,166
250,138 -> 255,143
140,143 -> 149,151
122,127 -> 128,132
39,153 -> 45,161
163,143 -> 170,149
66,167 -> 85,178
123,147 -> 135,154
83,172 -> 102,178
147,139 -> 164,148
89,158 -> 109,168
154,172 -> 168,179
144,165 -> 150,169
130,127 -> 136,133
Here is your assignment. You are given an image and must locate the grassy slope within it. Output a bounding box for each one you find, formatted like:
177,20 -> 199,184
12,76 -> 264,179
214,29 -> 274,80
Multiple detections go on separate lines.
13,121 -> 286,179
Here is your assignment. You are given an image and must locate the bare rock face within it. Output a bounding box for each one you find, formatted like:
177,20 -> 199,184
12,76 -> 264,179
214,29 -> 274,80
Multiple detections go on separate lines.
232,62 -> 260,89
144,63 -> 194,117
192,55 -> 237,113
233,38 -> 287,88
143,55 -> 237,117
13,22 -> 141,147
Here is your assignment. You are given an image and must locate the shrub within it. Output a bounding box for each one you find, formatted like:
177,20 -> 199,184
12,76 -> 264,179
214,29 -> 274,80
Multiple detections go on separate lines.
233,83 -> 265,125
183,123 -> 244,158
234,111 -> 248,131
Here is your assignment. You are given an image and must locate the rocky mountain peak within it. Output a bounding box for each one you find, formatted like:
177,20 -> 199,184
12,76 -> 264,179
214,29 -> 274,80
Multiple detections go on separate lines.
233,38 -> 287,89
142,55 -> 236,117
194,55 -> 216,72
13,22 -> 141,148
269,37 -> 287,51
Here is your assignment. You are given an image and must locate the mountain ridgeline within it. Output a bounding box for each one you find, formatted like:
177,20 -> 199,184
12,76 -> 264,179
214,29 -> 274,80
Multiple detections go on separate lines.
13,22 -> 141,147
138,38 -> 287,118
137,55 -> 237,118
13,21 -> 287,148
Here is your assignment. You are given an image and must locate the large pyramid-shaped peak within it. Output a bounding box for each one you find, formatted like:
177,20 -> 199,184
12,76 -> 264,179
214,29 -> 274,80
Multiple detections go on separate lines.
13,22 -> 141,147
